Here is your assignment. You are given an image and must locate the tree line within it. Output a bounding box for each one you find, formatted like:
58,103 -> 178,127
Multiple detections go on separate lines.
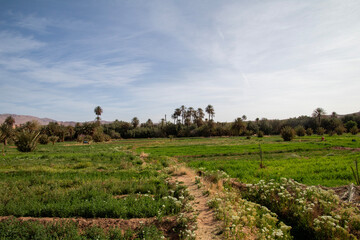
1,106 -> 359,152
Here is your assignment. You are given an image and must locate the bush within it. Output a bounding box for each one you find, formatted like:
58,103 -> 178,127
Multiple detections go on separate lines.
48,136 -> 59,145
335,126 -> 346,135
93,131 -> 105,142
244,130 -> 253,139
38,134 -> 49,145
306,128 -> 313,136
295,125 -> 306,136
345,120 -> 357,132
109,130 -> 121,139
104,134 -> 111,142
257,130 -> 264,138
281,126 -> 295,141
316,127 -> 325,135
350,126 -> 358,135
15,131 -> 40,152
77,135 -> 92,143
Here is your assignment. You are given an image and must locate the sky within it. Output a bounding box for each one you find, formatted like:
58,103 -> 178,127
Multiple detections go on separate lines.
0,0 -> 360,123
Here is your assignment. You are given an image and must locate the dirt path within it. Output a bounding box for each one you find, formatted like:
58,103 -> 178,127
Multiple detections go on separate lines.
171,167 -> 221,240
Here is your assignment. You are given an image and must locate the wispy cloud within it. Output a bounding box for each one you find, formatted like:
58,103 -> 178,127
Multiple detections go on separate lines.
0,31 -> 44,53
0,1 -> 360,122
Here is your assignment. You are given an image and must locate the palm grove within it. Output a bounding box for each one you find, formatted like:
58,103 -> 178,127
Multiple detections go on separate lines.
1,106 -> 359,153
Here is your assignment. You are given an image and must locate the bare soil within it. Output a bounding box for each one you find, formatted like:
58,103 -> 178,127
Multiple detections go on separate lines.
170,167 -> 222,240
332,146 -> 360,151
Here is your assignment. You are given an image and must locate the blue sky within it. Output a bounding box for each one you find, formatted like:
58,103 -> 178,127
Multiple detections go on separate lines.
1,0 -> 360,123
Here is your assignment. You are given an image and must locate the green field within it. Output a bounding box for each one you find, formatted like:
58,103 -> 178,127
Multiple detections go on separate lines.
137,134 -> 360,187
1,134 -> 360,239
0,142 -> 193,239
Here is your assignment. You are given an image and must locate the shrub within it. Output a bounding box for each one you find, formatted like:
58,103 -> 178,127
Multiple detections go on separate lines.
38,134 -> 49,145
335,126 -> 346,135
109,130 -> 121,139
257,130 -> 264,138
84,135 -> 92,142
316,127 -> 325,135
295,125 -> 306,136
350,126 -> 358,135
306,128 -> 313,136
93,131 -> 105,142
345,120 -> 357,132
104,134 -> 111,142
77,135 -> 92,143
244,130 -> 253,139
15,130 -> 40,152
281,126 -> 295,141
48,136 -> 59,145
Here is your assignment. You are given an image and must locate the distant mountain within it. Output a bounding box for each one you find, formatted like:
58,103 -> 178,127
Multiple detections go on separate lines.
0,114 -> 79,126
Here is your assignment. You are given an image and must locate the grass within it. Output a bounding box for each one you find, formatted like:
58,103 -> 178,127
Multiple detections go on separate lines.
0,142 -> 189,221
1,134 -> 359,239
135,134 -> 360,187
0,217 -> 165,240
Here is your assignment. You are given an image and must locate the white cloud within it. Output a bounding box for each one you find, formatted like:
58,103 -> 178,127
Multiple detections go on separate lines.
0,31 -> 44,53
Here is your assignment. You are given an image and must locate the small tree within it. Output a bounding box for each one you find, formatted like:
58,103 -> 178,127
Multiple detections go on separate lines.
316,127 -> 325,135
335,126 -> 346,135
295,125 -> 306,137
281,126 -> 295,141
38,134 -> 49,145
257,130 -> 264,138
345,121 -> 357,132
131,117 -> 139,128
15,130 -> 40,152
94,106 -> 103,122
49,136 -> 59,145
93,129 -> 105,142
306,128 -> 313,136
350,126 -> 358,135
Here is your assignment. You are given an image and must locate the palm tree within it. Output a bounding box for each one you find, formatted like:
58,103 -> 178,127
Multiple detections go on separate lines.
231,118 -> 246,136
331,112 -> 338,119
174,108 -> 181,122
312,107 -> 326,125
187,107 -> 194,123
171,113 -> 177,124
180,105 -> 186,124
194,108 -> 205,127
197,108 -> 205,120
94,106 -> 103,122
1,116 -> 15,146
146,119 -> 153,128
205,105 -> 215,121
131,117 -> 139,128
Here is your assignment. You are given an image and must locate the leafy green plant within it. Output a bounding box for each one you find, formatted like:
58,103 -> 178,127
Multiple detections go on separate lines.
351,160 -> 359,185
15,130 -> 40,152
281,126 -> 295,141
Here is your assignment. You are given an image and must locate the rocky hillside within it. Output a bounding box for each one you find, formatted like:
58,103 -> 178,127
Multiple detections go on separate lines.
0,114 -> 77,126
